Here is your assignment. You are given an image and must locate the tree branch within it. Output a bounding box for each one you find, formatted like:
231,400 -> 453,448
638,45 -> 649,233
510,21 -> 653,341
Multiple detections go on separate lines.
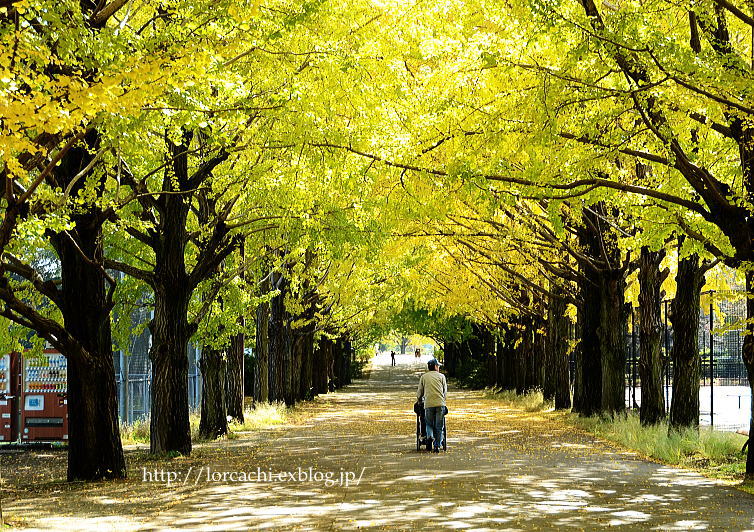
711,0 -> 754,26
559,132 -> 671,165
90,0 -> 130,27
104,258 -> 154,285
314,142 -> 713,219
1,254 -> 61,306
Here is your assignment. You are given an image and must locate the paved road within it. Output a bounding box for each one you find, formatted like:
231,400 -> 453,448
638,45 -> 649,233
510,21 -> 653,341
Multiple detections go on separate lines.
10,353 -> 754,530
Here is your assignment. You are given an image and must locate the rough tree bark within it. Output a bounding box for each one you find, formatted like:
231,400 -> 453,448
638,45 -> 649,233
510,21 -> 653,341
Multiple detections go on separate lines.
50,133 -> 126,480
225,331 -> 244,422
531,313 -> 546,391
268,268 -> 288,403
597,268 -> 627,416
515,317 -> 532,395
254,274 -> 270,404
574,274 -> 601,415
149,286 -> 193,455
495,336 -> 505,389
297,314 -> 315,401
198,347 -> 228,439
574,203 -> 627,416
314,337 -> 330,395
543,311 -> 555,402
497,324 -> 517,390
327,336 -> 335,392
638,247 -> 667,425
668,252 -> 705,431
546,287 -> 571,409
105,129 -> 238,455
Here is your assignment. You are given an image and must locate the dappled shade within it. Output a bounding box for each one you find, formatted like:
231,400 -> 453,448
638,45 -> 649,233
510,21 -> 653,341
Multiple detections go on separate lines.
7,355 -> 754,530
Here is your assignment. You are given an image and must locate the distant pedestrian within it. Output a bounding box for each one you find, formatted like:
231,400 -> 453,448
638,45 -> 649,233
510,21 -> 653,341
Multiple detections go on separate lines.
415,348 -> 421,359
391,351 -> 396,366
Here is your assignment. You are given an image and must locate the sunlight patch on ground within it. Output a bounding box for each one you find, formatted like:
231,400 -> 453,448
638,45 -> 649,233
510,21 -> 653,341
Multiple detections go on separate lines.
31,516 -> 144,532
7,358 -> 754,530
662,520 -> 709,530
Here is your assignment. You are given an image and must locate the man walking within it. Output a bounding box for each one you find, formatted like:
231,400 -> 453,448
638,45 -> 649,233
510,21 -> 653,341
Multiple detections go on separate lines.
416,358 -> 447,453
390,350 -> 396,366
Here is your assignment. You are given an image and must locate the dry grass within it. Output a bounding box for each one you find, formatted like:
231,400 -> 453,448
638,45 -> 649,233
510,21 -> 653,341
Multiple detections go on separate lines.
229,402 -> 288,432
119,409 -> 203,446
483,388 -> 553,412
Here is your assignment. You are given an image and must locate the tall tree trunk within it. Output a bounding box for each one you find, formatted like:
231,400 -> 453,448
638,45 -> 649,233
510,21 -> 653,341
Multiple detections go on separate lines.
668,253 -> 705,430
531,314 -> 546,391
149,287 -> 192,455
598,270 -> 627,416
254,287 -> 270,403
327,337 -> 336,392
638,247 -> 666,425
498,325 -> 517,390
281,311 -> 294,406
332,338 -> 344,388
344,339 -> 353,385
574,272 -> 601,415
543,308 -> 556,402
314,337 -> 329,395
291,330 -> 304,403
148,178 -> 194,455
546,288 -> 571,409
573,207 -> 602,416
51,133 -> 126,480
495,336 -> 505,389
64,348 -> 124,480
225,331 -> 244,422
444,341 -> 456,378
199,347 -> 228,439
575,203 -> 626,417
268,270 -> 286,402
298,322 -> 315,400
514,318 -> 531,395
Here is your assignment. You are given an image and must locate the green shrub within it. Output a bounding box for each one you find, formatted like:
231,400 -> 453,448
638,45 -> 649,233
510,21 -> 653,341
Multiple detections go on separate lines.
454,359 -> 489,389
351,351 -> 373,379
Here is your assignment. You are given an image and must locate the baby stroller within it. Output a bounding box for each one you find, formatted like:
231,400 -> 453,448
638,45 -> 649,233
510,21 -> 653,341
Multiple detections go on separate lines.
414,401 -> 447,452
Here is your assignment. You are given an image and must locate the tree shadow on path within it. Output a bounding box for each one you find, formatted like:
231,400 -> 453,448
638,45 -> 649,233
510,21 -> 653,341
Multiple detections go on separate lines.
8,354 -> 754,530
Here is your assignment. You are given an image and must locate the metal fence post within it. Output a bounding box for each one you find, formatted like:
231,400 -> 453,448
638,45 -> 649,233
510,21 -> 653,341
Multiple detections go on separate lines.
709,295 -> 714,427
118,351 -> 125,422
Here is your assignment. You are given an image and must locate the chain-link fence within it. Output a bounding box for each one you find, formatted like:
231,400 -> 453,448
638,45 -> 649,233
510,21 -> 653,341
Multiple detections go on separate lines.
112,308 -> 202,423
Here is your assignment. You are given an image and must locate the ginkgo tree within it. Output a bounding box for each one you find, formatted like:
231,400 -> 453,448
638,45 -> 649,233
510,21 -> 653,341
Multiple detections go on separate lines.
6,0 -> 754,487
0,0 -> 225,480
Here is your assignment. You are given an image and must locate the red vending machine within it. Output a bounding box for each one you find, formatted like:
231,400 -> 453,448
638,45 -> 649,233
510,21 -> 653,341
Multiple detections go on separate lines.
0,353 -> 18,442
21,350 -> 68,441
